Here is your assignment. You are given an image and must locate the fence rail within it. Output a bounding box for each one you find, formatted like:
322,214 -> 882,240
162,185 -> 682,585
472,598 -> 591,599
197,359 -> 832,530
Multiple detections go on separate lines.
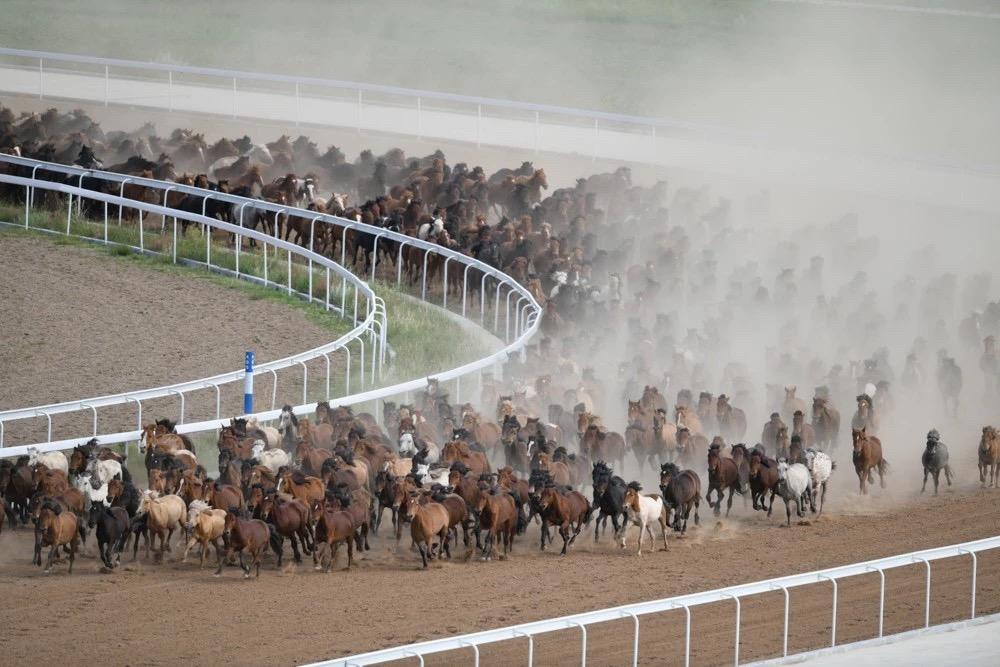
313,535 -> 1000,666
0,155 -> 541,454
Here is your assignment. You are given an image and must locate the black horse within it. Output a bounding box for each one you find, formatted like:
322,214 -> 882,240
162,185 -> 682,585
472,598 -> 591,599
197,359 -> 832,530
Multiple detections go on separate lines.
591,461 -> 627,543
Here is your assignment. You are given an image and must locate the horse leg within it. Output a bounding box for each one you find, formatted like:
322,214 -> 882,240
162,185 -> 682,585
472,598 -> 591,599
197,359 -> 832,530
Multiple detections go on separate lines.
238,551 -> 250,579
539,518 -> 548,551
560,523 -> 571,556
68,541 -> 77,573
921,467 -> 928,493
419,542 -> 429,568
290,532 -> 302,563
878,462 -> 887,489
945,465 -> 953,487
182,535 -> 196,563
725,487 -> 734,517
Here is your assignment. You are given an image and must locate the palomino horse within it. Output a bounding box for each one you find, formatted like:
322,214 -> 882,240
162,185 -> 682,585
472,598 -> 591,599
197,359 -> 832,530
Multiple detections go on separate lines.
137,491 -> 185,560
979,426 -> 1000,487
658,463 -> 700,534
851,427 -> 888,494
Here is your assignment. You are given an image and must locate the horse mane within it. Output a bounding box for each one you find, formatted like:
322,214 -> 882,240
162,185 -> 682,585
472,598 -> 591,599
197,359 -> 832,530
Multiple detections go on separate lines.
291,471 -> 307,485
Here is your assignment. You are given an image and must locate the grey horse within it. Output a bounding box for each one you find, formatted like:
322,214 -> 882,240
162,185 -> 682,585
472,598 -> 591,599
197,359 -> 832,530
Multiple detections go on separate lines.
921,429 -> 953,495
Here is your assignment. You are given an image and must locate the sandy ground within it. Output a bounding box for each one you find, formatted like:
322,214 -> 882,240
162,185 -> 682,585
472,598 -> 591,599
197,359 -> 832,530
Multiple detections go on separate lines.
0,481 -> 997,666
0,233 -> 341,442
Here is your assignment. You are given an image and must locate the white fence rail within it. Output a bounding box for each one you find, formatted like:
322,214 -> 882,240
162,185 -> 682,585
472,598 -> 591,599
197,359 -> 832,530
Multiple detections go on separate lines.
314,535 -> 1000,666
0,156 -> 541,455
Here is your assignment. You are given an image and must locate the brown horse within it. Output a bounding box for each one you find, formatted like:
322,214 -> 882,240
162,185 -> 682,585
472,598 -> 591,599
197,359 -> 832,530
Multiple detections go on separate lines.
37,501 -> 79,574
536,484 -> 590,555
675,405 -> 703,435
812,397 -> 841,451
792,411 -> 816,449
706,443 -> 748,517
259,491 -> 313,565
675,427 -> 707,467
476,485 -> 518,561
202,481 -> 245,512
295,441 -> 333,475
626,400 -> 656,469
406,492 -> 451,568
979,426 -> 1000,487
851,427 -> 888,494
852,395 -> 880,435
441,440 -> 490,476
581,424 -> 626,467
658,463 -> 700,534
748,450 -> 780,515
216,426 -> 258,461
277,470 -> 325,510
216,510 -> 273,579
312,504 -> 355,572
714,396 -> 744,441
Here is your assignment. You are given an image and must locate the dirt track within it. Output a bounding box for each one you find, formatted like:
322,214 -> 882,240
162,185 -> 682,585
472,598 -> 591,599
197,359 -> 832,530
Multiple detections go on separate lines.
0,233 -> 340,442
0,482 -> 997,666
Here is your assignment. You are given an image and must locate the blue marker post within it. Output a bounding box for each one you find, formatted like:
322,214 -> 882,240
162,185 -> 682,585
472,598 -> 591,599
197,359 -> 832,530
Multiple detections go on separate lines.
244,351 -> 255,414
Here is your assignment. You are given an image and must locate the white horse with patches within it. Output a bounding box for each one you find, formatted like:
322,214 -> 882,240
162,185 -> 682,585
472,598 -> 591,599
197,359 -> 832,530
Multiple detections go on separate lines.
776,461 -> 812,527
804,449 -> 835,514
621,483 -> 669,555
27,447 -> 69,475
413,464 -> 449,488
87,457 -> 123,485
417,217 -> 444,241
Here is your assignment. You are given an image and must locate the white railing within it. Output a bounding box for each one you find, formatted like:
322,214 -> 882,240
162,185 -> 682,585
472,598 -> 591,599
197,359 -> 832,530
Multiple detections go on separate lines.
0,157 -> 541,454
314,535 -> 1000,666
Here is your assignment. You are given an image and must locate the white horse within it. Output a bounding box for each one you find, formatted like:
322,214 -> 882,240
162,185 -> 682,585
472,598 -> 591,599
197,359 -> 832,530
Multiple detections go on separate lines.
246,417 -> 281,449
621,484 -> 669,555
399,433 -> 440,463
74,473 -> 110,507
86,457 -> 123,485
250,442 -> 290,475
414,463 -> 449,488
417,217 -> 444,241
804,449 -> 834,514
27,447 -> 69,475
776,461 -> 812,527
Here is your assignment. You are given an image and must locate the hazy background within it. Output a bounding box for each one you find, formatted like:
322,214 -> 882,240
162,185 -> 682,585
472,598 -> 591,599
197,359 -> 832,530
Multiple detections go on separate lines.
1,0 -> 998,166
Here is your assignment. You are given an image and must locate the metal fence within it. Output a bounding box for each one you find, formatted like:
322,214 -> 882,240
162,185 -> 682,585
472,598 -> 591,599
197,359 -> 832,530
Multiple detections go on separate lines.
312,535 -> 1000,666
0,155 -> 541,455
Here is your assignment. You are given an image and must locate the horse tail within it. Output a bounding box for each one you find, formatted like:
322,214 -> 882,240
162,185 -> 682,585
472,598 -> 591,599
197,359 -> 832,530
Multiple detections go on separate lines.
880,459 -> 890,474
267,523 -> 283,556
583,500 -> 595,526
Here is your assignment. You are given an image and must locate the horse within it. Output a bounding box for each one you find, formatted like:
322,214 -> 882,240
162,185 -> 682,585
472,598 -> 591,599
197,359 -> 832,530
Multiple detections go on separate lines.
36,501 -> 79,574
675,427 -> 707,467
674,405 -> 703,435
851,395 -> 879,435
791,411 -> 816,450
651,409 -> 679,466
626,400 -> 656,470
428,486 -> 471,548
648,466 -> 689,537
716,395 -> 747,442
276,469 -> 325,509
749,444 -> 781,510
475,485 -> 518,561
27,448 -> 69,476
782,387 -> 807,423
591,461 -> 627,542
581,424 -> 626,468
182,500 -> 226,568
812,397 -> 840,451
776,461 -> 812,527
216,510 -> 274,579
978,426 -> 1000,487
851,427 -> 888,495
921,434 -> 953,495
706,443 -> 749,517
937,356 -> 963,418
621,482 -> 668,555
87,500 -> 130,569
537,483 -> 590,555
259,491 -> 314,565
441,440 -> 490,476
406,492 -> 451,568
202,481 -> 245,513
804,449 -> 835,514
313,503 -> 355,572
137,491 -> 185,560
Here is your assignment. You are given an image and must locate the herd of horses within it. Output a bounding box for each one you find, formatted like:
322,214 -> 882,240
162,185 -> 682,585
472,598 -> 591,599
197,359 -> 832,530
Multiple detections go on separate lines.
3,101 -> 1000,578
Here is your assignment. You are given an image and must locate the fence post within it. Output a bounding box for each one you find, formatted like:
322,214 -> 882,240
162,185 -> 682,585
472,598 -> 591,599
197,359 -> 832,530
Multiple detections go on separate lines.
232,77 -> 237,118
104,65 -> 109,106
866,565 -> 886,638
168,70 -> 173,111
915,556 -> 932,628
512,630 -> 533,667
534,110 -> 540,153
566,621 -> 587,667
38,58 -> 43,99
476,103 -> 482,147
960,549 -> 978,619
592,118 -> 599,161
244,351 -> 255,414
295,81 -> 300,126
416,96 -> 422,139
819,575 -> 838,647
357,89 -> 363,132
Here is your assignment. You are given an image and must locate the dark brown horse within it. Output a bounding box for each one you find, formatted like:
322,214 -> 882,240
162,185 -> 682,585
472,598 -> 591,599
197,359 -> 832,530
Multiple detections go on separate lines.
706,443 -> 749,517
851,427 -> 888,494
748,450 -> 780,514
259,491 -> 313,565
812,397 -> 841,451
658,463 -> 700,534
216,510 -> 273,578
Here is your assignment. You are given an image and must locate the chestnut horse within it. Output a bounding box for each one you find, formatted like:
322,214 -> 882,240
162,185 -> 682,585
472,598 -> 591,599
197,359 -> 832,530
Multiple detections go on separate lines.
706,443 -> 749,517
406,492 -> 451,568
313,504 -> 355,572
476,485 -> 518,561
851,427 -> 888,494
979,426 -> 1000,487
37,501 -> 79,573
536,483 -> 590,555
259,491 -> 314,565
